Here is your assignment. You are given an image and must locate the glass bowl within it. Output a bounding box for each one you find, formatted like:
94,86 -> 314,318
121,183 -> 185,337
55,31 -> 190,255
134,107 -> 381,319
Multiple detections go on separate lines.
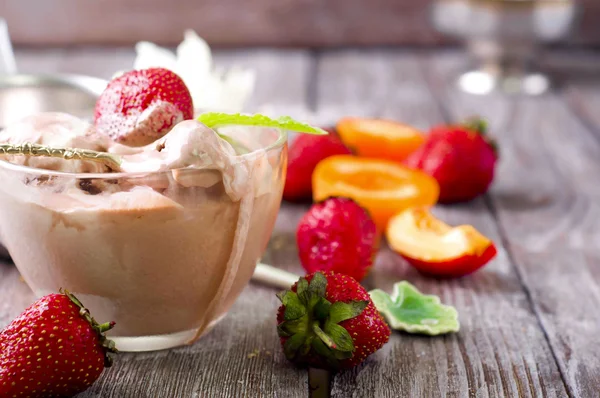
431,0 -> 579,94
0,126 -> 287,352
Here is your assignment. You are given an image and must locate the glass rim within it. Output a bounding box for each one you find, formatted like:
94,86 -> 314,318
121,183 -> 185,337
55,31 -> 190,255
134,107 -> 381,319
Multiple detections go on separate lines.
0,128 -> 288,179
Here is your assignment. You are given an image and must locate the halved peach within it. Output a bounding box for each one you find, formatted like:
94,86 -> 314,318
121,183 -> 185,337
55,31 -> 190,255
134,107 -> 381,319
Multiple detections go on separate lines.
386,208 -> 497,278
312,155 -> 439,232
336,117 -> 425,162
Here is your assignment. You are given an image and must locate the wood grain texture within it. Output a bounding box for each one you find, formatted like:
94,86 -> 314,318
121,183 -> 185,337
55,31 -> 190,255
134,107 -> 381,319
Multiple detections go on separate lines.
1,0 -> 599,47
424,50 -> 600,398
2,0 -> 442,47
314,50 -> 568,398
1,49 -> 314,397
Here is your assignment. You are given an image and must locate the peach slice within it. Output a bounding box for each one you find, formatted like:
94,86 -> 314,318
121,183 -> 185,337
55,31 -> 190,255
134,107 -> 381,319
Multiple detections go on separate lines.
386,208 -> 497,278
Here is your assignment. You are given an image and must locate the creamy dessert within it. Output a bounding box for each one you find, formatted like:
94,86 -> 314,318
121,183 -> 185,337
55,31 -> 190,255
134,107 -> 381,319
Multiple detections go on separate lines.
0,112 -> 286,351
0,67 -> 316,351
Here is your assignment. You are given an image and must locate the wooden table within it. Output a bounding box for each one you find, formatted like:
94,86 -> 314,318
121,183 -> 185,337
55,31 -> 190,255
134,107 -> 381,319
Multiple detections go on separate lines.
1,47 -> 600,397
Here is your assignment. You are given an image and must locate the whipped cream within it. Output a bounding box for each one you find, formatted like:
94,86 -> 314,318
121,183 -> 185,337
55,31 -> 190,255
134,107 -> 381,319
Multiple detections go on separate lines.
0,112 -> 273,202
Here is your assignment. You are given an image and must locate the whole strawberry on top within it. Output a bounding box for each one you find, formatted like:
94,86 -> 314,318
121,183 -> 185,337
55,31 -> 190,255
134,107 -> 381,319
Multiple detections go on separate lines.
283,130 -> 351,202
277,271 -> 390,369
297,197 -> 378,282
94,67 -> 194,147
405,118 -> 497,203
0,289 -> 117,397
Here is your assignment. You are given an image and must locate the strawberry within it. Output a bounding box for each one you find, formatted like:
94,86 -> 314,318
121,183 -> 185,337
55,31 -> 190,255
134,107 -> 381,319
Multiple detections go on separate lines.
276,271 -> 390,369
297,197 -> 378,282
94,67 -> 194,147
0,289 -> 117,397
283,129 -> 351,202
405,118 -> 497,203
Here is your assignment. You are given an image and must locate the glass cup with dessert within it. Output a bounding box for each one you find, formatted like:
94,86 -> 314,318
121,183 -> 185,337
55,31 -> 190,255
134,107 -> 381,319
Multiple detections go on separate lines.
0,67 -> 326,352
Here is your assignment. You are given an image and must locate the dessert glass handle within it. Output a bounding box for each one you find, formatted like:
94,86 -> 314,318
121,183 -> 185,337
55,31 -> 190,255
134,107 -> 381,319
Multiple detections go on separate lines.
0,18 -> 17,75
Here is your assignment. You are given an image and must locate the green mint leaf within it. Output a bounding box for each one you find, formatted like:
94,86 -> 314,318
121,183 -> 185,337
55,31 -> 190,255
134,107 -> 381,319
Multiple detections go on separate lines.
198,112 -> 328,135
280,291 -> 306,321
314,297 -> 332,321
283,333 -> 306,360
323,320 -> 355,352
329,301 -> 368,324
369,281 -> 460,336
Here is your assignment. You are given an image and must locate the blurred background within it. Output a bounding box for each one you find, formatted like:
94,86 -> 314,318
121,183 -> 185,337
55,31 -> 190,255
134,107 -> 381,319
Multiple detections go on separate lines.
0,0 -> 597,121
0,0 -> 597,47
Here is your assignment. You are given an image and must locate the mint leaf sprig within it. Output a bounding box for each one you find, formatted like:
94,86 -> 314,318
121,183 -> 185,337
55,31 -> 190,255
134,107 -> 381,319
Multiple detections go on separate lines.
198,112 -> 328,135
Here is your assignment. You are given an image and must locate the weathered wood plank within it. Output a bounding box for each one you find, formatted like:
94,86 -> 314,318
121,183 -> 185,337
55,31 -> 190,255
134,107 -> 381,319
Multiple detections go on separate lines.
3,0 -> 442,47
2,0 -> 600,47
558,51 -> 600,142
314,50 -> 568,398
1,48 -> 314,397
425,50 -> 600,398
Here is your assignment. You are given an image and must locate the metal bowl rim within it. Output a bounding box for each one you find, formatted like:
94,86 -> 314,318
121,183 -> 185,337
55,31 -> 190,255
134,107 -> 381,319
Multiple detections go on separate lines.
0,73 -> 108,96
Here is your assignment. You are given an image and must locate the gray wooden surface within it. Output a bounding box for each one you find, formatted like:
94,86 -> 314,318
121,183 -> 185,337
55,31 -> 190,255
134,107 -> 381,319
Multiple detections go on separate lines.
1,47 -> 600,397
3,0 -> 599,47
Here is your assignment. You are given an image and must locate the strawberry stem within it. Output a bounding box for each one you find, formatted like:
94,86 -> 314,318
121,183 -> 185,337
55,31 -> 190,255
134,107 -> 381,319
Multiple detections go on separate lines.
59,288 -> 118,367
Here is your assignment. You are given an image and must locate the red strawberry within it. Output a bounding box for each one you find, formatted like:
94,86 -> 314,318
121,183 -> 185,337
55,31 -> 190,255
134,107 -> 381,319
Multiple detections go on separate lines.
405,118 -> 497,203
94,67 -> 194,147
0,289 -> 117,397
276,271 -> 390,369
297,197 -> 378,282
283,129 -> 351,201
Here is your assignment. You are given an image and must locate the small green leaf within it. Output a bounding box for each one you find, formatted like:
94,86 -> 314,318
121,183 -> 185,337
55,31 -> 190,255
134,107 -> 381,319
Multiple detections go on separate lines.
369,281 -> 460,336
296,278 -> 310,306
312,322 -> 337,350
301,335 -> 314,356
323,320 -> 355,353
333,349 -> 353,360
308,272 -> 328,298
277,324 -> 292,338
279,315 -> 309,336
279,291 -> 306,321
198,112 -> 328,135
284,333 -> 306,360
314,297 -> 332,321
276,291 -> 286,303
329,300 -> 368,324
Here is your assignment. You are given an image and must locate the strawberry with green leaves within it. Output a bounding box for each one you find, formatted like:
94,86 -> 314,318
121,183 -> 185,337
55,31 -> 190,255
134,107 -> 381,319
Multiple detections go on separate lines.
0,289 -> 117,397
276,271 -> 390,369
